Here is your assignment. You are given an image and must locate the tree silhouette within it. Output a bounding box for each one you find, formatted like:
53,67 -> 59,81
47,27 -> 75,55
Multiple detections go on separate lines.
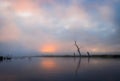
74,41 -> 81,56
87,51 -> 90,57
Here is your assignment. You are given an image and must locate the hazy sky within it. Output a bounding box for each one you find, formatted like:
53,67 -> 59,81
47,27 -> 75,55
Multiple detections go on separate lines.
0,0 -> 120,55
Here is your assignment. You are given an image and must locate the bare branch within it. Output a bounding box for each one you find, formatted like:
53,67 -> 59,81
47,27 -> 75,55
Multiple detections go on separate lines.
74,41 -> 81,56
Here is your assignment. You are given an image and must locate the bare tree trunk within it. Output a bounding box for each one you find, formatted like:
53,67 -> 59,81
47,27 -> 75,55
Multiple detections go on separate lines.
74,41 -> 81,57
87,51 -> 90,57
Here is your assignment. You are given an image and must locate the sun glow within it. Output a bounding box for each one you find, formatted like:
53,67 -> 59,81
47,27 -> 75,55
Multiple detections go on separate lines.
40,44 -> 57,53
91,48 -> 98,52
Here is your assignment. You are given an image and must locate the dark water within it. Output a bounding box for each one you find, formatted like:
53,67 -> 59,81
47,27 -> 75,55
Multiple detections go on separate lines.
0,57 -> 120,81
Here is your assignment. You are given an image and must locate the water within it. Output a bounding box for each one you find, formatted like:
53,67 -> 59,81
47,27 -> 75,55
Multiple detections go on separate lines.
0,57 -> 120,81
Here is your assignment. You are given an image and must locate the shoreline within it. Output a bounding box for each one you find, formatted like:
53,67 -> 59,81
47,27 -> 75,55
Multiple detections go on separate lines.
22,54 -> 120,58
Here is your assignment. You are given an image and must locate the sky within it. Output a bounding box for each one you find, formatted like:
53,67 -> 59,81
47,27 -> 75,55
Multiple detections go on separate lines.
0,0 -> 120,56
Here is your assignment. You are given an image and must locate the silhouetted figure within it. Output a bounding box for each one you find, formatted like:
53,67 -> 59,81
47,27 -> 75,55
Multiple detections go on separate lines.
74,41 -> 81,57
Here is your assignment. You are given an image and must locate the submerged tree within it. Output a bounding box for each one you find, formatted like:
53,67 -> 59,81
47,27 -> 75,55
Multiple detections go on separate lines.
74,41 -> 81,56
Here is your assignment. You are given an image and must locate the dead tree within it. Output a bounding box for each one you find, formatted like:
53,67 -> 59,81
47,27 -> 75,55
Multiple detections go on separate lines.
87,51 -> 90,57
74,41 -> 81,57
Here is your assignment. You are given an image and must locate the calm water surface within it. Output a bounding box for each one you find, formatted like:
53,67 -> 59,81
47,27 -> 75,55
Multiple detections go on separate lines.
0,57 -> 120,81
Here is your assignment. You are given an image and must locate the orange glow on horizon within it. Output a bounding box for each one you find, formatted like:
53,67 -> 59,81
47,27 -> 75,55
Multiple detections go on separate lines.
40,44 -> 57,53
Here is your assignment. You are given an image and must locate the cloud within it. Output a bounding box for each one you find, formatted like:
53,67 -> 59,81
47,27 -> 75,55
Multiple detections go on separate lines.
0,0 -> 120,55
0,26 -> 21,42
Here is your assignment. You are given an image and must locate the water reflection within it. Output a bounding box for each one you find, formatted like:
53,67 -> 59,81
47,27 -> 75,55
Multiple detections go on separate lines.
40,59 -> 57,70
0,57 -> 120,81
74,57 -> 90,76
88,57 -> 90,63
75,57 -> 81,76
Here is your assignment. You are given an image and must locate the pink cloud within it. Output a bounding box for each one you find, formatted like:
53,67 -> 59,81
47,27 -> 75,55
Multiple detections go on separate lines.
0,25 -> 21,42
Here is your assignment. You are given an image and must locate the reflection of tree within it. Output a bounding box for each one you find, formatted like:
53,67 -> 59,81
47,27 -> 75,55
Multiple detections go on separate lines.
74,57 -> 91,76
88,57 -> 90,64
75,57 -> 81,76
